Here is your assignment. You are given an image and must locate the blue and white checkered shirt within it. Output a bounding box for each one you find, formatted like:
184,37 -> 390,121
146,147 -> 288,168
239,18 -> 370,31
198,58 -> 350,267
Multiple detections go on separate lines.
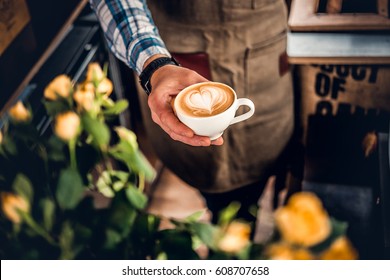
89,0 -> 170,75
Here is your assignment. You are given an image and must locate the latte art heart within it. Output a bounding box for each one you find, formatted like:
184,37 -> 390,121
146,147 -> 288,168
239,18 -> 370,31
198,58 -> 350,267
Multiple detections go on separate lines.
175,82 -> 235,117
186,86 -> 227,115
180,85 -> 233,116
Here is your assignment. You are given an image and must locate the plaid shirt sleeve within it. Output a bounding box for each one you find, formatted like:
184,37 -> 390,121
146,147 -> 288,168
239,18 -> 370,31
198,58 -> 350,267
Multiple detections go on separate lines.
89,0 -> 170,75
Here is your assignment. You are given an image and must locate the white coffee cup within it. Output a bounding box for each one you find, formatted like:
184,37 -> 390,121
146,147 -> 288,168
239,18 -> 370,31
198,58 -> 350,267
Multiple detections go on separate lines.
173,82 -> 255,140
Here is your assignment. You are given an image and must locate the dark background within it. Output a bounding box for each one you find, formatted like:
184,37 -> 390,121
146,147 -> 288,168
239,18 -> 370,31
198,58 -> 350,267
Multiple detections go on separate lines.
0,0 -> 82,110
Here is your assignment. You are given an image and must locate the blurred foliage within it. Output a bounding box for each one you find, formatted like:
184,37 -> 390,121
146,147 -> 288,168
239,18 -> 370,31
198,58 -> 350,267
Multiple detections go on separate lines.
0,63 -> 358,260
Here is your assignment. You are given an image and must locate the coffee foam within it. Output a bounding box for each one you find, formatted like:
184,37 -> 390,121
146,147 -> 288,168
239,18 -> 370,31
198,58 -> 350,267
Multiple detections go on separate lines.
176,83 -> 235,117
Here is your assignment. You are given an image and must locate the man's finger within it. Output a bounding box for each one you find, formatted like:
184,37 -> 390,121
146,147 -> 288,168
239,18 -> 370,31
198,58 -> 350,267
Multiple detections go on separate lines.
159,111 -> 194,138
151,112 -> 211,146
211,137 -> 224,146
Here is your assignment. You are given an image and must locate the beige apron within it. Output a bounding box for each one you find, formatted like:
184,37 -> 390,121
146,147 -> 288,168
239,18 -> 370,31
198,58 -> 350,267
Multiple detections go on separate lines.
137,0 -> 294,193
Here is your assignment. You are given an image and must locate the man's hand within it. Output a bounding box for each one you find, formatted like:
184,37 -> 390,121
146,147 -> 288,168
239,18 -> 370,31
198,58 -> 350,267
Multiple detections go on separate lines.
146,61 -> 223,146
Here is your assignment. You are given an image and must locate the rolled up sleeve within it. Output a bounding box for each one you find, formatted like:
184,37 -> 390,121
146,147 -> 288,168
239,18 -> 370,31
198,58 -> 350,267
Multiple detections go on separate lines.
89,0 -> 170,75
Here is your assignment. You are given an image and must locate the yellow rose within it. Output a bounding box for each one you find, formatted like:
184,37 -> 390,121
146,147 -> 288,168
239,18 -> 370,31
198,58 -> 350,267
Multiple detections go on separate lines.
82,82 -> 95,92
265,242 -> 313,260
85,63 -> 105,82
1,192 -> 29,224
320,236 -> 358,260
44,75 -> 72,100
73,87 -> 95,111
218,221 -> 251,253
275,192 -> 331,247
8,101 -> 31,122
54,111 -> 80,141
97,78 -> 113,96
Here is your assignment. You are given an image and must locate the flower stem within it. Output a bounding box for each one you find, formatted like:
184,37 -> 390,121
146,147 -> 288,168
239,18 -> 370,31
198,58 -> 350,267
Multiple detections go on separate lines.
21,212 -> 56,245
69,138 -> 77,170
138,172 -> 145,193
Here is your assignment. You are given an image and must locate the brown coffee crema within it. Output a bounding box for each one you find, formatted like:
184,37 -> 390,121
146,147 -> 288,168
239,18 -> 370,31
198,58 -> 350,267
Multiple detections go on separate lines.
175,83 -> 235,117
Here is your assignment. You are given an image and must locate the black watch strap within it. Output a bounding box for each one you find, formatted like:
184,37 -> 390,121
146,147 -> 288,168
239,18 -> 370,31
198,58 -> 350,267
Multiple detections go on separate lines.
139,56 -> 180,95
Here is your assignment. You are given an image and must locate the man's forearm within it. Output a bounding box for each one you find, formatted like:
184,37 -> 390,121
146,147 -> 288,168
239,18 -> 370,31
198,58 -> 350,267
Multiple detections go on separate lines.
89,0 -> 170,74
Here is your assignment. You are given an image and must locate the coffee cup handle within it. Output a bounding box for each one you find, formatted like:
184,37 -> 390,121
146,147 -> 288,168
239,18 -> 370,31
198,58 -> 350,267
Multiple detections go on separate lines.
230,98 -> 255,125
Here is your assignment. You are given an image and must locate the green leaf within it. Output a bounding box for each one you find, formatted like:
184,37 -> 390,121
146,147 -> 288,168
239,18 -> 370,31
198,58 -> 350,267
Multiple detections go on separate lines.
108,191 -> 137,236
147,214 -> 161,233
96,170 -> 130,198
43,99 -> 70,117
184,209 -> 206,223
114,127 -> 138,149
248,204 -> 259,218
191,235 -> 204,251
132,212 -> 158,236
156,252 -> 168,260
96,171 -> 115,198
103,100 -> 129,115
110,170 -> 129,182
104,229 -> 123,249
330,218 -> 348,237
217,201 -> 241,226
12,173 -> 33,204
47,136 -> 66,162
103,62 -> 109,78
132,151 -> 155,181
109,141 -> 155,182
81,113 -> 110,149
2,134 -> 17,155
190,222 -> 220,251
19,211 -> 55,245
101,97 -> 115,108
110,170 -> 129,192
125,184 -> 148,210
56,168 -> 85,210
40,198 -> 55,232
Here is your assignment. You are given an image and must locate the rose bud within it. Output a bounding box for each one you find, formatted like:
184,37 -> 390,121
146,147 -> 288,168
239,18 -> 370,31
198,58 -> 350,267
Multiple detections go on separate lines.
218,221 -> 251,253
8,101 -> 31,122
1,192 -> 30,224
275,192 -> 331,247
85,63 -> 105,82
44,75 -> 72,100
97,78 -> 113,96
54,111 -> 80,141
73,87 -> 95,111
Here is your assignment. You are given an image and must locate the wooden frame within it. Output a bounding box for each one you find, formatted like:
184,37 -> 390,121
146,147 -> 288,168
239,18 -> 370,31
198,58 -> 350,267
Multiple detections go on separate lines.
289,0 -> 390,31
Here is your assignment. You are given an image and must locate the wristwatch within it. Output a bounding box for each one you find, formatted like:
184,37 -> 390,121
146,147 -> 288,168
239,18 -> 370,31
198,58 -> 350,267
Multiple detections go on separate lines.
139,56 -> 180,95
